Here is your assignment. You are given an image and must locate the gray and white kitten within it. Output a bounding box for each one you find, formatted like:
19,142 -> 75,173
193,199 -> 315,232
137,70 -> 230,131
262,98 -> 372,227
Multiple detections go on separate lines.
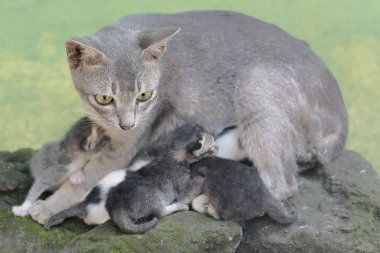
44,124 -> 217,233
12,117 -> 109,217
30,11 -> 348,224
190,156 -> 297,224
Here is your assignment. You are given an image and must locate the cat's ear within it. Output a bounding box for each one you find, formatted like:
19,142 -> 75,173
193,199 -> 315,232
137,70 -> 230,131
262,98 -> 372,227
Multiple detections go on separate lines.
139,27 -> 180,61
65,39 -> 105,70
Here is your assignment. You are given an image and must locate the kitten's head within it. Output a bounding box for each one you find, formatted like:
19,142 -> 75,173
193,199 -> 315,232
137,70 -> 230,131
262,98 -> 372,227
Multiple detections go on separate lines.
65,27 -> 180,132
167,124 -> 218,163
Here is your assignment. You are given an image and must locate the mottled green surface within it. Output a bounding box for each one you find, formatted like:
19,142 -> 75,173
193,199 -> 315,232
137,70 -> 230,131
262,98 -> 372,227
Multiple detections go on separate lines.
0,149 -> 242,253
0,0 -> 379,172
2,149 -> 379,252
63,213 -> 242,253
0,149 -> 91,253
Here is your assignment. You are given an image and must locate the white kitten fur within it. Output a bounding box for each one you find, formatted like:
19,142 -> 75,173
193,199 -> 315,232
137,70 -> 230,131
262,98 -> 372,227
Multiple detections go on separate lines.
84,157 -> 150,224
83,129 -> 242,225
215,128 -> 247,161
85,169 -> 126,224
127,158 -> 152,172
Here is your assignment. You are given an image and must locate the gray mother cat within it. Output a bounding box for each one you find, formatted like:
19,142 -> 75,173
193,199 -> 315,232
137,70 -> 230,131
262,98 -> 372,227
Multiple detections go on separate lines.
29,10 -> 347,225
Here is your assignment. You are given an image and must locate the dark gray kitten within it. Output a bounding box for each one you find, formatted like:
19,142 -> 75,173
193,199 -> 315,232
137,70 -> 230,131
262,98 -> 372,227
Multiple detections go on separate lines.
12,117 -> 109,217
44,124 -> 217,233
190,157 -> 297,224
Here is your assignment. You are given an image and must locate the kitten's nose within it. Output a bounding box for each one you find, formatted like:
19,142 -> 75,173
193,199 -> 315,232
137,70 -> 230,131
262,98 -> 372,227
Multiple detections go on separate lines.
119,124 -> 135,131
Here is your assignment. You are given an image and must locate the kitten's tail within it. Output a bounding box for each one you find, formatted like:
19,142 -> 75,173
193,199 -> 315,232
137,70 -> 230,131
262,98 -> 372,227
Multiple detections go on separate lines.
111,210 -> 159,234
44,202 -> 87,230
264,196 -> 298,224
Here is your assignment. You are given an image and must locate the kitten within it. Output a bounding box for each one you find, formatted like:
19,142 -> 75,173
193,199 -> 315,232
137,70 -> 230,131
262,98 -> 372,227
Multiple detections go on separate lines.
44,124 -> 217,233
190,156 -> 297,224
12,117 -> 109,217
30,11 -> 348,225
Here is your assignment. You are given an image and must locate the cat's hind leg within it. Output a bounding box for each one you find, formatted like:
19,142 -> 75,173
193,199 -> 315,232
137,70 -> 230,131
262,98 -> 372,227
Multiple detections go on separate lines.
12,180 -> 49,217
234,63 -> 299,200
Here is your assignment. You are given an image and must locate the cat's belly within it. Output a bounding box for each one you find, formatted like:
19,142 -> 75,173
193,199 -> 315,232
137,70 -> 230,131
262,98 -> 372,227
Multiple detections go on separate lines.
173,96 -> 237,135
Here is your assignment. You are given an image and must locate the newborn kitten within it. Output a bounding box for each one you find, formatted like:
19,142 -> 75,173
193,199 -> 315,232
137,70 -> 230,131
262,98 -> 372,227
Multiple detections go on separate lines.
190,156 -> 298,224
44,124 -> 217,233
12,117 -> 109,217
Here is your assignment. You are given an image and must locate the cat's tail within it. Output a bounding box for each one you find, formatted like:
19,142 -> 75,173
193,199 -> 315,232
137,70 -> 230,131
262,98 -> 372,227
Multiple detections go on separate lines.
44,202 -> 87,230
111,209 -> 159,234
264,195 -> 298,224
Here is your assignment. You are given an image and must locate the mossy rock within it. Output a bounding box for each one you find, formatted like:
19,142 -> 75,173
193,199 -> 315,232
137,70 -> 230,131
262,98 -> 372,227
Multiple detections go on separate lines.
1,148 -> 379,253
237,150 -> 380,253
0,148 -> 242,253
0,204 -> 90,253
0,148 -> 35,192
62,211 -> 242,253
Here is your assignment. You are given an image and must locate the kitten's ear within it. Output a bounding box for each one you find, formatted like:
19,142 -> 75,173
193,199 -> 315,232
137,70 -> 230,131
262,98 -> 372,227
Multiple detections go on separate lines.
139,27 -> 180,61
65,39 -> 105,70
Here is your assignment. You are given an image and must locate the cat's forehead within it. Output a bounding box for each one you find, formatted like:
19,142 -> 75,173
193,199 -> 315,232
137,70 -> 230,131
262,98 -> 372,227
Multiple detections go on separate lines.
74,30 -> 158,94
113,60 -> 140,92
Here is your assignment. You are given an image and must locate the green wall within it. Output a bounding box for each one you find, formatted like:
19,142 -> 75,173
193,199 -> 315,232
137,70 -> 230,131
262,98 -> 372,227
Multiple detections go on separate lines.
1,0 -> 379,172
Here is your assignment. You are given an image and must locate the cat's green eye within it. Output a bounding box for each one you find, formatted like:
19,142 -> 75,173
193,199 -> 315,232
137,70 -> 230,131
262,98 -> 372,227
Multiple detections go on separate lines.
95,95 -> 113,105
137,90 -> 153,102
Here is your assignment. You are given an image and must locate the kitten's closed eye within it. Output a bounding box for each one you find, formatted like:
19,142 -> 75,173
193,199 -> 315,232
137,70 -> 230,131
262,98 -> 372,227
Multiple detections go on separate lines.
186,141 -> 203,154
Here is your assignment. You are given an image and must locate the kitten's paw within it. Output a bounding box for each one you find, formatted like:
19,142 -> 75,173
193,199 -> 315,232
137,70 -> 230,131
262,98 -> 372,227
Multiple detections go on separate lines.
176,203 -> 189,211
12,205 -> 31,217
191,194 -> 210,214
29,200 -> 53,225
69,171 -> 85,186
82,132 -> 97,151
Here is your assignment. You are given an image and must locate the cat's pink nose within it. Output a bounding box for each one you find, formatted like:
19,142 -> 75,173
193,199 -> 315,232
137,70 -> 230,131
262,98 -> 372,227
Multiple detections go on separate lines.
119,124 -> 135,131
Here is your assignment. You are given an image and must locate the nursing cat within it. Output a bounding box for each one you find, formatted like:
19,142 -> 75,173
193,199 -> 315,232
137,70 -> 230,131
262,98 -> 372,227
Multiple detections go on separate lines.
44,124 -> 217,233
12,117 -> 109,217
30,11 -> 347,224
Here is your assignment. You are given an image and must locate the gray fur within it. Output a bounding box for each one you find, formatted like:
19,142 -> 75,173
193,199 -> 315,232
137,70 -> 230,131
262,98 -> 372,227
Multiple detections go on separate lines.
31,11 -> 347,224
45,124 -> 217,233
190,157 -> 297,224
44,202 -> 88,228
12,117 -> 109,217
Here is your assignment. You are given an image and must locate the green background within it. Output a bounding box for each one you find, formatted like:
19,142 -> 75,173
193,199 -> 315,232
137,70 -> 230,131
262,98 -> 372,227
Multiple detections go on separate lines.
1,0 -> 379,172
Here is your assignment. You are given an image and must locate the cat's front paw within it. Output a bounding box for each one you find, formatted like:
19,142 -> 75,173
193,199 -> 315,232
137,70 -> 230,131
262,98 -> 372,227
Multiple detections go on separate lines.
29,200 -> 53,225
69,171 -> 85,186
12,204 -> 31,217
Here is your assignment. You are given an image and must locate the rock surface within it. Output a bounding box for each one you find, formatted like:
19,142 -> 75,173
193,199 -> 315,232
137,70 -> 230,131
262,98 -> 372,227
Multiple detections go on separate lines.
0,149 -> 379,253
63,212 -> 242,253
0,149 -> 242,253
237,150 -> 380,253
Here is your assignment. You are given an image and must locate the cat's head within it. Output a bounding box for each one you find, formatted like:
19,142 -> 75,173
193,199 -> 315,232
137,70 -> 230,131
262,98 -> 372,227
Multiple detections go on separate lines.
65,27 -> 180,133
